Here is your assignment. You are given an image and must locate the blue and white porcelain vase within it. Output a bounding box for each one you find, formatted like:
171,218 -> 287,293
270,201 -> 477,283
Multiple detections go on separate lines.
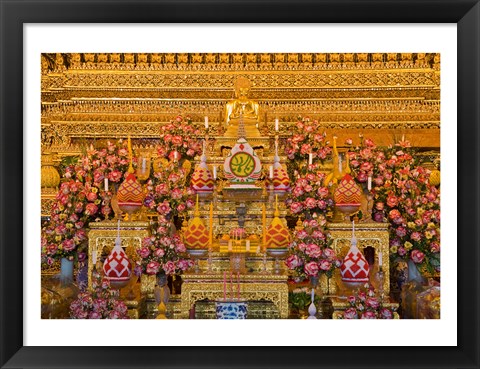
215,301 -> 248,319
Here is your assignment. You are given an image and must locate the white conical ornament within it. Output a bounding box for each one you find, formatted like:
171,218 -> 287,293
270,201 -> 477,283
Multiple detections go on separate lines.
103,219 -> 132,289
307,288 -> 317,319
340,221 -> 370,286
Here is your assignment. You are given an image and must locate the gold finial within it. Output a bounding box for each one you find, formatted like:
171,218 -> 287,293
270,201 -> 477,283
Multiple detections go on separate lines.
345,151 -> 352,174
274,195 -> 280,217
194,194 -> 200,217
127,135 -> 134,174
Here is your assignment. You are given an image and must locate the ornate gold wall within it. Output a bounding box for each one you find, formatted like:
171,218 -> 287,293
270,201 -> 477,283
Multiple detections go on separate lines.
41,52 -> 440,156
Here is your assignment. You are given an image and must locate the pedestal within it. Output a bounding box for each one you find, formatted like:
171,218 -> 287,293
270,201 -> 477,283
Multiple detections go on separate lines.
180,272 -> 289,319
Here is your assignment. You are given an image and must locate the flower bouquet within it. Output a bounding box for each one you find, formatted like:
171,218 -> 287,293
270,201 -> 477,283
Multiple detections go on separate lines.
136,216 -> 193,276
157,115 -> 203,161
69,272 -> 129,319
341,283 -> 396,319
285,215 -> 341,281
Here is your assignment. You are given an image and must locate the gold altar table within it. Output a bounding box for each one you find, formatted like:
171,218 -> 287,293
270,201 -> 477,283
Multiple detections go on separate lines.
180,273 -> 289,319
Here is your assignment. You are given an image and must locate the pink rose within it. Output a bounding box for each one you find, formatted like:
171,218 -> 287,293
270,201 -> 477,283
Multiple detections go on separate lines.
312,230 -> 325,240
171,135 -> 183,146
163,261 -> 176,275
395,227 -> 407,237
296,230 -> 308,240
410,250 -> 425,264
347,296 -> 356,305
322,248 -> 336,260
146,261 -> 160,275
356,172 -> 367,182
62,239 -> 76,252
84,203 -> 98,216
154,248 -> 165,257
177,259 -> 190,271
364,138 -> 375,148
171,188 -> 183,199
290,202 -> 304,214
86,192 -> 97,202
300,144 -> 312,155
386,194 -> 399,208
156,202 -> 171,215
365,297 -> 380,309
397,247 -> 407,256
317,200 -> 327,209
176,203 -> 186,213
305,197 -> 317,209
430,242 -> 440,253
411,232 -> 422,241
317,187 -> 329,198
285,255 -> 303,269
304,261 -> 319,277
305,244 -> 322,258
361,311 -> 377,319
318,259 -> 331,271
345,138 -> 353,145
360,162 -> 373,172
293,186 -> 304,198
380,308 -> 393,319
175,242 -> 186,253
343,307 -> 358,319
298,243 -> 307,252
137,246 -> 151,258
47,244 -> 58,255
108,170 -> 123,182
155,184 -> 169,195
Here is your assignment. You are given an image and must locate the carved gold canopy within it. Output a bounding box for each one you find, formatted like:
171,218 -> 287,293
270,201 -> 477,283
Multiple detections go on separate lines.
41,52 -> 440,155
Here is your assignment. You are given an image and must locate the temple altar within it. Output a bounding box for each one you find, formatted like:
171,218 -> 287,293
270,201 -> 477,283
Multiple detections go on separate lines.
40,53 -> 441,321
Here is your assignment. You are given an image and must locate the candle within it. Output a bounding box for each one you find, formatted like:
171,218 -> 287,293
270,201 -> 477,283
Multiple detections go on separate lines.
269,165 -> 274,179
401,134 -> 405,142
338,155 -> 342,172
173,151 -> 178,161
223,272 -> 227,301
352,220 -> 355,237
92,250 -> 97,265
379,251 -> 383,267
237,272 -> 240,300
262,204 -> 267,249
209,203 -> 213,249
228,240 -> 232,252
230,272 -> 233,300
256,245 -> 260,254
245,240 -> 250,253
311,288 -> 315,302
142,158 -> 146,171
308,153 -> 313,165
104,178 -> 109,192
204,116 -> 209,129
213,165 -> 217,179
275,118 -> 279,131
90,144 -> 94,151
367,176 -> 372,191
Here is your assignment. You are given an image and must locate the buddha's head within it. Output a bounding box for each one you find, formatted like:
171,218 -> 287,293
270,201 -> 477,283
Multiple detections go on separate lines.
234,76 -> 251,98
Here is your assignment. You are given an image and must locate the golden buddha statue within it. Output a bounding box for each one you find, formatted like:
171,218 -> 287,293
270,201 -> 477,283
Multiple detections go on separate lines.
224,77 -> 261,138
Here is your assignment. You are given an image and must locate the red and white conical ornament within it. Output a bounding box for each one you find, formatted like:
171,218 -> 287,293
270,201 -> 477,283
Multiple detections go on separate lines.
340,221 -> 370,286
191,141 -> 214,194
272,141 -> 290,192
103,220 -> 132,289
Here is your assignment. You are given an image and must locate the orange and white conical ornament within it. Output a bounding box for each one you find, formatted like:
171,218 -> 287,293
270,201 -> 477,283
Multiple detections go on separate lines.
103,219 -> 132,289
191,140 -> 214,194
340,221 -> 370,288
265,195 -> 291,249
117,136 -> 144,219
183,195 -> 209,250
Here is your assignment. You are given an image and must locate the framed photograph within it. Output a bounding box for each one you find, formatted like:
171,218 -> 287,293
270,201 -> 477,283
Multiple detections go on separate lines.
1,1 -> 479,368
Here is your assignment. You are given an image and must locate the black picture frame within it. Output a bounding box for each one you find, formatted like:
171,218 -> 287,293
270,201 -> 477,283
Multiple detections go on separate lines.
1,1 -> 479,368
